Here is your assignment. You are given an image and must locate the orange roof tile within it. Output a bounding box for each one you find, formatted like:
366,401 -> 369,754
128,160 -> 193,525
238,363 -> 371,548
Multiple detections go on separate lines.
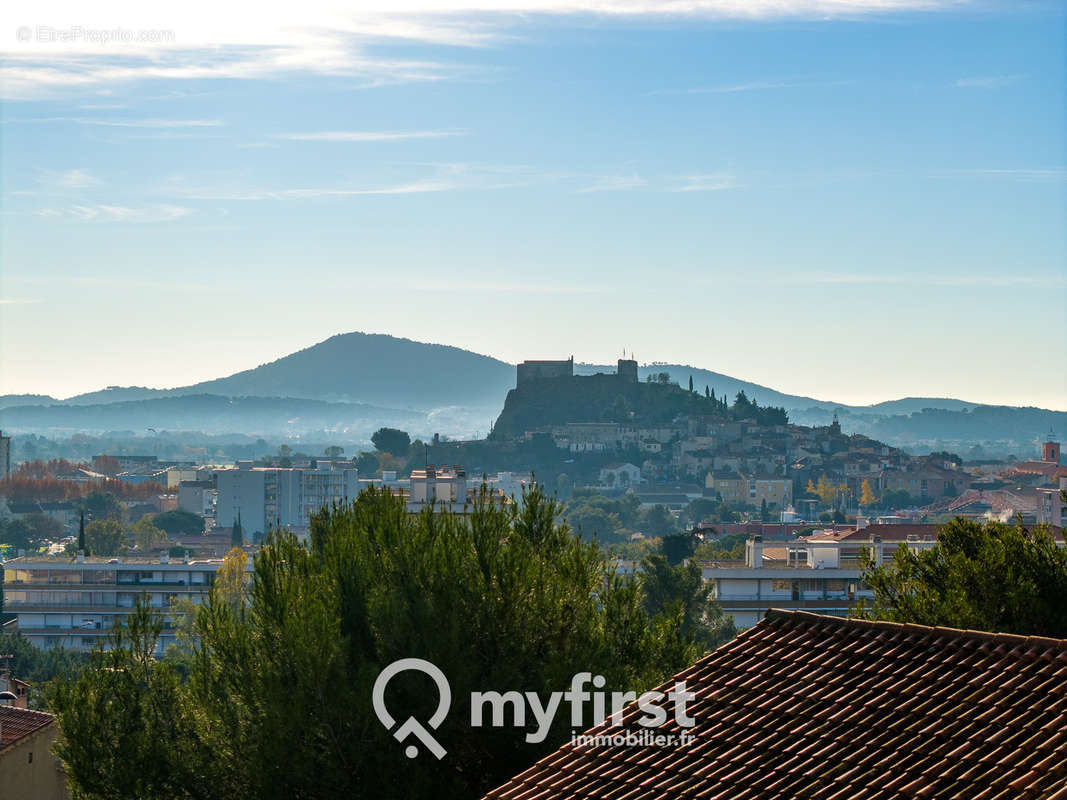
483,610 -> 1067,800
0,706 -> 54,749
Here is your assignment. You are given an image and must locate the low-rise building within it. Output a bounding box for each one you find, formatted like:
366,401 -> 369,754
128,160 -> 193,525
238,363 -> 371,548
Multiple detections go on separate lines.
598,462 -> 642,489
0,705 -> 68,800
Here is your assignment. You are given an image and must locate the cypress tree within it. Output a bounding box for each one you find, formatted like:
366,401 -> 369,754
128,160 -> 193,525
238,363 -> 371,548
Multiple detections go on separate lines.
78,511 -> 86,554
231,511 -> 243,548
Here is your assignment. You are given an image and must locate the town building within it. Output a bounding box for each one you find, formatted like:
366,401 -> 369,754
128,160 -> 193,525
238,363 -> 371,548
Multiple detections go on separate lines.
484,609 -> 1067,800
0,705 -> 68,800
177,480 -> 216,517
1037,477 -> 1067,527
598,462 -> 642,489
705,471 -> 792,510
0,430 -> 10,482
216,464 -> 361,540
699,522 -> 1063,628
1,554 -> 230,652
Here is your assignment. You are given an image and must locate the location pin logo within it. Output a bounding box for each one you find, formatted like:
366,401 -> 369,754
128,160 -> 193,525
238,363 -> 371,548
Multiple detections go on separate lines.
372,658 -> 451,759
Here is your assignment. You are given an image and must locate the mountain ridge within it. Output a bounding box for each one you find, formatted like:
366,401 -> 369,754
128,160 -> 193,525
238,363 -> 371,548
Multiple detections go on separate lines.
1,333 -> 1063,449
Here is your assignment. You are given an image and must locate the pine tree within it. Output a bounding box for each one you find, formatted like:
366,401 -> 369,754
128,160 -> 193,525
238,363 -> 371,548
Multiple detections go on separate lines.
78,511 -> 86,554
688,375 -> 694,393
705,385 -> 710,398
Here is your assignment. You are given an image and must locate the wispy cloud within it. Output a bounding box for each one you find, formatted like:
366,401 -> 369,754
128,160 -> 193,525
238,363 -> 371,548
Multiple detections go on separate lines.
35,205 -> 194,223
1,2 -> 969,100
275,129 -> 466,142
669,173 -> 739,192
652,78 -> 854,95
933,168 -> 1067,182
35,168 -> 100,189
577,173 -> 647,193
803,272 -> 1067,289
165,162 -> 558,200
955,74 -> 1021,88
75,118 -> 222,128
0,297 -> 40,305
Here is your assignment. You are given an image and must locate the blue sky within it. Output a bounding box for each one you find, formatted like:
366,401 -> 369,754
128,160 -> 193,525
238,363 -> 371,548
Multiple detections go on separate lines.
2,0 -> 1064,409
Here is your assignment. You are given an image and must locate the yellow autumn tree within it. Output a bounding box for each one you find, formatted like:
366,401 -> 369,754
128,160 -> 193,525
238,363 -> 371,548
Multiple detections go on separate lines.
815,474 -> 836,506
860,480 -> 877,507
215,546 -> 250,611
805,479 -> 817,496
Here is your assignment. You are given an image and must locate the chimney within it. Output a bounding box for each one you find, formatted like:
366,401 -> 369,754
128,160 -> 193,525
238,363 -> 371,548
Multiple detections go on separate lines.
869,534 -> 883,566
745,534 -> 763,569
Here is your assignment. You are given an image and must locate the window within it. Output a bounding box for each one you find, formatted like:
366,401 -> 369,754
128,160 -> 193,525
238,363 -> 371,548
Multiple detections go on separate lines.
772,580 -> 791,591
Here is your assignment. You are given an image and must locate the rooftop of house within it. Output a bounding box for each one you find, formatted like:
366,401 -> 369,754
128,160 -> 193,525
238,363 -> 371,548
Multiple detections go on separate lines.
484,609 -> 1067,800
0,707 -> 54,751
804,523 -> 943,543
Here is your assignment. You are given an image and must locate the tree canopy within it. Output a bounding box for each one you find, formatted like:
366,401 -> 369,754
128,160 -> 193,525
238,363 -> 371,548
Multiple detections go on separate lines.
858,518 -> 1067,637
49,485 -> 734,800
153,509 -> 206,537
371,427 -> 411,456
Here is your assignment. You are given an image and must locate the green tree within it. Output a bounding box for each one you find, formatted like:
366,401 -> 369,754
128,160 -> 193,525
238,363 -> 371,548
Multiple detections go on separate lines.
660,531 -> 697,566
56,486 -> 728,800
153,510 -> 206,537
760,498 -> 769,522
0,518 -> 39,552
85,519 -> 125,557
371,427 -> 411,456
641,553 -> 736,651
858,518 -> 1067,636
639,504 -> 677,538
131,516 -> 168,551
354,451 -> 380,475
49,599 -> 214,799
683,498 -> 719,526
77,491 -> 121,521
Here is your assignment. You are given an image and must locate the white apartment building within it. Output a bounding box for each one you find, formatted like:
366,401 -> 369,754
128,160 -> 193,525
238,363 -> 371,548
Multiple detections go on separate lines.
698,525 -> 942,628
216,464 -> 361,540
1,554 -> 230,653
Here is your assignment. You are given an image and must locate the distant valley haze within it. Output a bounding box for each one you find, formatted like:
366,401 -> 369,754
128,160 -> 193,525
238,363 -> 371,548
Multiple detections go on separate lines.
0,332 -> 1062,450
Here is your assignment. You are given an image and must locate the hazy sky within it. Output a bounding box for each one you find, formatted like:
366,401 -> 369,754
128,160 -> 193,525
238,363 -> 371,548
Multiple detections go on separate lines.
2,0 -> 1065,409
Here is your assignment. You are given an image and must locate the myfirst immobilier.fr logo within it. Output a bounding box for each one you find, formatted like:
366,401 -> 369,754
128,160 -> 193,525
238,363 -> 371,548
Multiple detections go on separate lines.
372,658 -> 696,759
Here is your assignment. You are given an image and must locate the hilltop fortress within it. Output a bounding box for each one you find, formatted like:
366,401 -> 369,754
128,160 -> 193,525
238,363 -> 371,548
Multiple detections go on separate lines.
515,357 -> 638,387
491,357 -> 708,441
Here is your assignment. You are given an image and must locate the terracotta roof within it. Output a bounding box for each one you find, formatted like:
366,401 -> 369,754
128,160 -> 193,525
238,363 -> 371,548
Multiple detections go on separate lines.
805,523 -> 941,542
0,707 -> 54,750
484,610 -> 1067,800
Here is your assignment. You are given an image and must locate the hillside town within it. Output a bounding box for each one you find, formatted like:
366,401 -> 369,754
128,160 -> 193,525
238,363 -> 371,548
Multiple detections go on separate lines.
0,359 -> 1064,660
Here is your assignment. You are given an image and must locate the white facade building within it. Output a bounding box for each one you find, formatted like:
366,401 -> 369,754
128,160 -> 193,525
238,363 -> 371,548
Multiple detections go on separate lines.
216,464 -> 361,539
701,525 -> 943,628
2,555 -> 232,653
